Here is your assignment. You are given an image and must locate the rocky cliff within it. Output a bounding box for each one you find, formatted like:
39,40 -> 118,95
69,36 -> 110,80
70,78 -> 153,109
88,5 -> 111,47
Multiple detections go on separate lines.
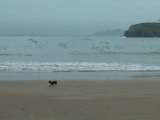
124,22 -> 160,37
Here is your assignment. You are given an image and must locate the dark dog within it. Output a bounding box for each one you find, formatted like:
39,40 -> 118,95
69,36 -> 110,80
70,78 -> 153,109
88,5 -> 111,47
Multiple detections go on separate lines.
48,80 -> 57,87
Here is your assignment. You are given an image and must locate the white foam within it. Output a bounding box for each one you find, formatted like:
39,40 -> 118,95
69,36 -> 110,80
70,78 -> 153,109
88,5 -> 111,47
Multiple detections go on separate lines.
0,62 -> 160,72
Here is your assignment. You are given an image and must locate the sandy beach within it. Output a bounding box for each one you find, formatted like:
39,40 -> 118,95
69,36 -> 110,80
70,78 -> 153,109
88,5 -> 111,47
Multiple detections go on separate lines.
0,80 -> 160,120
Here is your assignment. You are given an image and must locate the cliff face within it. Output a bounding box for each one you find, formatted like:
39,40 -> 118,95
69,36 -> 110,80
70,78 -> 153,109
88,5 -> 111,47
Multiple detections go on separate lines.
124,23 -> 160,37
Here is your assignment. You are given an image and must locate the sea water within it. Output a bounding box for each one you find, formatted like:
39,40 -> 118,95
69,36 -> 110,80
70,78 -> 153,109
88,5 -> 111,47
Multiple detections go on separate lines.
0,36 -> 160,80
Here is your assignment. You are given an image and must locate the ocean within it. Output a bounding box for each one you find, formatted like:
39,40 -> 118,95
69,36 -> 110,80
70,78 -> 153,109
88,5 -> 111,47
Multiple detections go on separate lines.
0,36 -> 160,80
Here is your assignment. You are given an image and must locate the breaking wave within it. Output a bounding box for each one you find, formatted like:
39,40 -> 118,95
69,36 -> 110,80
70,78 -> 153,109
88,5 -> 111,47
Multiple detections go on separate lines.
0,62 -> 160,72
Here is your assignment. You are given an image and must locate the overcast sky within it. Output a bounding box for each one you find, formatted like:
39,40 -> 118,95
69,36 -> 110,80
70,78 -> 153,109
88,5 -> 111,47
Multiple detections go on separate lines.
0,0 -> 160,35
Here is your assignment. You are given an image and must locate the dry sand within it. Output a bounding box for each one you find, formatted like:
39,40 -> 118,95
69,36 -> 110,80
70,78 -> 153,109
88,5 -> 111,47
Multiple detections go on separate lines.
0,80 -> 160,120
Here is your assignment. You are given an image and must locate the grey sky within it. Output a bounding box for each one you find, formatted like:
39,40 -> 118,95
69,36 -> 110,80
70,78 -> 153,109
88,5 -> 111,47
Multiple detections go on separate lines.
0,0 -> 160,35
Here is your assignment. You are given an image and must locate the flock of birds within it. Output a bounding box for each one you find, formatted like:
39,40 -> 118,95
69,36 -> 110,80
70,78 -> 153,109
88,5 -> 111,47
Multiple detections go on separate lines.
0,37 -> 159,56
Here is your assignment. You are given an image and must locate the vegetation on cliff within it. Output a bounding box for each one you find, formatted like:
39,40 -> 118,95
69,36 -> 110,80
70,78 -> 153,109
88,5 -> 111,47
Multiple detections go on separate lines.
124,22 -> 160,37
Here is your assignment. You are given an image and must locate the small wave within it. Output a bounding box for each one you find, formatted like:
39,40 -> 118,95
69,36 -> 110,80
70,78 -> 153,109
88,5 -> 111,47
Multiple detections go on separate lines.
132,74 -> 160,78
0,53 -> 32,56
0,62 -> 160,72
68,51 -> 160,56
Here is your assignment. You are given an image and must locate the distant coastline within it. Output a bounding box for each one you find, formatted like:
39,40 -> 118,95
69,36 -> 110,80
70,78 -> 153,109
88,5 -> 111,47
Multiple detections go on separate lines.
93,29 -> 124,37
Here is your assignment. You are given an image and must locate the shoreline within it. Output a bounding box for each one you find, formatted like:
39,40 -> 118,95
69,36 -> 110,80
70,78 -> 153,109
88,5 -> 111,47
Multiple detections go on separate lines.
1,71 -> 160,81
1,80 -> 160,120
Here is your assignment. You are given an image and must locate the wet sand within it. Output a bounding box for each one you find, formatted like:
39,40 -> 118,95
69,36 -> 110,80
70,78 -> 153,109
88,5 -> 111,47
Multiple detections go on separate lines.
0,80 -> 160,120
